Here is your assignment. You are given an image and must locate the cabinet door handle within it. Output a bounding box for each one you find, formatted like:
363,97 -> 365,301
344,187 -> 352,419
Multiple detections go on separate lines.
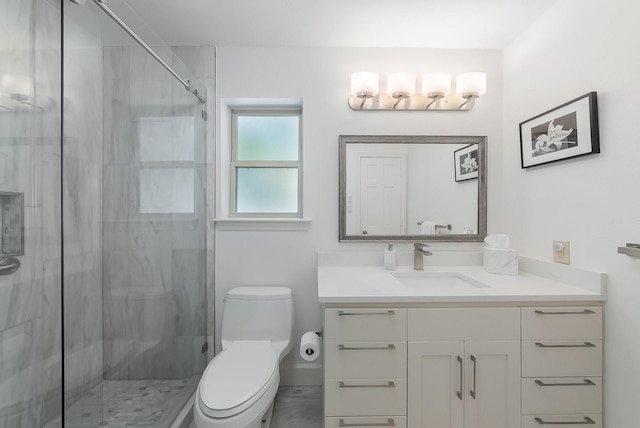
535,379 -> 596,387
534,416 -> 595,425
534,309 -> 596,315
469,354 -> 477,399
339,381 -> 395,388
456,355 -> 463,400
338,310 -> 395,316
339,344 -> 396,351
339,418 -> 396,427
535,342 -> 596,348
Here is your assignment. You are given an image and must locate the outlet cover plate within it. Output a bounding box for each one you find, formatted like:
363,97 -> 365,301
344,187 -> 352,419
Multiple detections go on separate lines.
553,240 -> 570,264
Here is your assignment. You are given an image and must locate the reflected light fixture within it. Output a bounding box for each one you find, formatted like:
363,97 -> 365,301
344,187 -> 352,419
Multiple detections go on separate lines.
348,70 -> 487,111
351,72 -> 379,108
1,75 -> 31,103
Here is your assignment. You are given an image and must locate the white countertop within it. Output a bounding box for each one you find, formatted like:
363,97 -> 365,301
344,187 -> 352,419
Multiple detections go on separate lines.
318,260 -> 606,304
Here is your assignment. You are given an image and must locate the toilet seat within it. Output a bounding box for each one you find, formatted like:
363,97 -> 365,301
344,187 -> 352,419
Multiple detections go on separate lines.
198,341 -> 278,419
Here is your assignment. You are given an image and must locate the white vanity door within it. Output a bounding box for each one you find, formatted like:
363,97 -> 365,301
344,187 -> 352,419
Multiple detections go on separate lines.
463,341 -> 521,428
408,341 -> 465,428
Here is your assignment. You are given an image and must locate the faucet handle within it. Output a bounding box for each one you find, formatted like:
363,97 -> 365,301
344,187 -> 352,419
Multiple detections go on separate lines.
414,242 -> 429,250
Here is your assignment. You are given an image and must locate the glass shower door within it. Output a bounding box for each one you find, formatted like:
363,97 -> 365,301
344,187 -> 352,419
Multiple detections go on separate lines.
0,0 -> 63,427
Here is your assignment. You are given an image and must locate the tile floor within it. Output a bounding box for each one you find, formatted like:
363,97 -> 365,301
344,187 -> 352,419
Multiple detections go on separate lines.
189,386 -> 323,428
47,378 -> 197,427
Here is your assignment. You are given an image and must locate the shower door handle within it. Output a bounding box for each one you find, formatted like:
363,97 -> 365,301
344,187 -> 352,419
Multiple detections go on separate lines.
0,257 -> 20,275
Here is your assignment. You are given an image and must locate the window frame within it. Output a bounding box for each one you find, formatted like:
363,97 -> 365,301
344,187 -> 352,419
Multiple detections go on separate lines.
229,108 -> 303,218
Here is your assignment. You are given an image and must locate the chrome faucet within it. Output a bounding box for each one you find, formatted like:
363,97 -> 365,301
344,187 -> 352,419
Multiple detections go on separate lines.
413,243 -> 432,270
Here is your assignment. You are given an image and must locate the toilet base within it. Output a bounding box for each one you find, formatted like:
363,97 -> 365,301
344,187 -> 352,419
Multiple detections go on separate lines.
259,401 -> 275,428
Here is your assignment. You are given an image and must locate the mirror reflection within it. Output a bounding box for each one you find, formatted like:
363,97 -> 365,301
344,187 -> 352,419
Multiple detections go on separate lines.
339,135 -> 487,242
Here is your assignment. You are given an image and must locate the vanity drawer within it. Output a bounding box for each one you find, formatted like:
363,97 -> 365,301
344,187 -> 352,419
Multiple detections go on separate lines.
522,414 -> 602,428
324,379 -> 407,417
522,340 -> 602,377
522,377 -> 602,415
522,307 -> 602,340
324,308 -> 407,342
325,341 -> 407,379
325,416 -> 406,428
408,308 -> 520,341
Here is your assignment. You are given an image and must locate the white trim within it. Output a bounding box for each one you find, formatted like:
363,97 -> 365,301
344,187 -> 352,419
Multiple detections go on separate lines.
213,218 -> 312,231
279,363 -> 323,386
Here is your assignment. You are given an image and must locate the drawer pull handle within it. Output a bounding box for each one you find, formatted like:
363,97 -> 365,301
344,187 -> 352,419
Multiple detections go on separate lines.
534,416 -> 596,425
534,309 -> 596,315
456,355 -> 463,400
535,342 -> 596,348
339,418 -> 396,427
338,381 -> 395,388
339,344 -> 396,351
338,310 -> 395,316
470,354 -> 477,399
535,379 -> 596,387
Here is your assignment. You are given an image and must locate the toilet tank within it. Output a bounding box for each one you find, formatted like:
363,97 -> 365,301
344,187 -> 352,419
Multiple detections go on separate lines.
221,287 -> 293,359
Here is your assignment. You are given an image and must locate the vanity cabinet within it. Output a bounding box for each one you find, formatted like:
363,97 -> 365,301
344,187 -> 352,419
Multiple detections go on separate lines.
324,308 -> 408,428
322,304 -> 603,428
521,307 -> 603,428
407,308 -> 521,428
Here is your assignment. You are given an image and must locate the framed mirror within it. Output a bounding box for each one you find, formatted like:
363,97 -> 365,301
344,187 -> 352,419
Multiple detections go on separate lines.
339,135 -> 487,242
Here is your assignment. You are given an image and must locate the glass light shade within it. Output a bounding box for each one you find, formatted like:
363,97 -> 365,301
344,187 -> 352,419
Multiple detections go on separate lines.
387,72 -> 415,98
421,72 -> 452,98
351,72 -> 379,97
1,74 -> 31,100
456,72 -> 487,98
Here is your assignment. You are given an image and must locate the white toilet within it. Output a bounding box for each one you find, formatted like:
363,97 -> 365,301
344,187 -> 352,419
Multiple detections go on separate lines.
194,286 -> 293,428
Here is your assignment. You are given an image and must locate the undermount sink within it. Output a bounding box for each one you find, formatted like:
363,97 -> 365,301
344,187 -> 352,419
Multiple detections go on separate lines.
391,271 -> 490,289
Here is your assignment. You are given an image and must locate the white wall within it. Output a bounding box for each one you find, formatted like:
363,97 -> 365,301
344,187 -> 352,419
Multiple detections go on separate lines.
215,47 -> 503,383
501,1 -> 640,426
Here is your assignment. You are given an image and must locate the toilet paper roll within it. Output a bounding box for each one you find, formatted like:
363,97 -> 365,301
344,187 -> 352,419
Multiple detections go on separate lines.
300,331 -> 320,362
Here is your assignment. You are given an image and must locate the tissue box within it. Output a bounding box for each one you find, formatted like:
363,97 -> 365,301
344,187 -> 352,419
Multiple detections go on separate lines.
483,246 -> 518,275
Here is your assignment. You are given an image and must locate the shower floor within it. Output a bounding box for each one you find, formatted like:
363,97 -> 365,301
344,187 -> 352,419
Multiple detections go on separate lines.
48,377 -> 198,427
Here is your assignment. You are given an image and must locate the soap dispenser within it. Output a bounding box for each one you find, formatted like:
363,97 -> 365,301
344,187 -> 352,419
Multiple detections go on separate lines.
384,243 -> 396,270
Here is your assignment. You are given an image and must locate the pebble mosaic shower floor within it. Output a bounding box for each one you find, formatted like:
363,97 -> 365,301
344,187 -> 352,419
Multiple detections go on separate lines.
48,378 -> 197,427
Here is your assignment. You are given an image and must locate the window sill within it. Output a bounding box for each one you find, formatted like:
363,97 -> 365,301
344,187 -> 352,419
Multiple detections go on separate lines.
213,218 -> 312,231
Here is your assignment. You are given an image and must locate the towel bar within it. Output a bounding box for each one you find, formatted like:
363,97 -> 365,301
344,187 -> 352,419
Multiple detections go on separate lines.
618,243 -> 640,257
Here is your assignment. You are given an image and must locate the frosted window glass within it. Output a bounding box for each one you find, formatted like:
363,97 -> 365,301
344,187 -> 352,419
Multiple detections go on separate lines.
237,115 -> 299,161
236,168 -> 298,213
138,117 -> 195,162
139,168 -> 194,213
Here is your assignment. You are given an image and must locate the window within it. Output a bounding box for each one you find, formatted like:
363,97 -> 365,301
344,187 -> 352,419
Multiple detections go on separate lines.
230,109 -> 302,217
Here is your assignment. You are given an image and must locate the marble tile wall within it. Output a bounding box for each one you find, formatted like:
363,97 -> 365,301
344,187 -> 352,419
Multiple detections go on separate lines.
102,46 -> 211,382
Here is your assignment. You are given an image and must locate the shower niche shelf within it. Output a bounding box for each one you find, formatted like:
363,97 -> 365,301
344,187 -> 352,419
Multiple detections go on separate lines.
0,192 -> 24,275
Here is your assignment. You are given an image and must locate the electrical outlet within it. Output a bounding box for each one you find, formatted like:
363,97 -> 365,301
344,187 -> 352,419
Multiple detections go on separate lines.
553,240 -> 570,264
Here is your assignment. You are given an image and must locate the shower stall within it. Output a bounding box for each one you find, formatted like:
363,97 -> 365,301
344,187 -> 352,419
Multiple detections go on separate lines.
0,0 -> 212,426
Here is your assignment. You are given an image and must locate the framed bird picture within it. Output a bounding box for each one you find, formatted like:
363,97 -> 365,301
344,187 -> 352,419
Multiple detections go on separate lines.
519,92 -> 599,168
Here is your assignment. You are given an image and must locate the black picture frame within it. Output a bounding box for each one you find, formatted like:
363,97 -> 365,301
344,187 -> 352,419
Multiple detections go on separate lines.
454,144 -> 479,182
520,92 -> 599,168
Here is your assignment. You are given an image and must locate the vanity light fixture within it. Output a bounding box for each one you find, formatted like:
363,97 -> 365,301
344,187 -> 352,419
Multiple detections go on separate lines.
456,72 -> 487,109
348,71 -> 487,111
387,72 -> 415,108
351,72 -> 379,109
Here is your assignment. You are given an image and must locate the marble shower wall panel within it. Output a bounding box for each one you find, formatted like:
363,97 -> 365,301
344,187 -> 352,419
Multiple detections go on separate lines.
102,45 -> 209,381
62,0 -> 104,409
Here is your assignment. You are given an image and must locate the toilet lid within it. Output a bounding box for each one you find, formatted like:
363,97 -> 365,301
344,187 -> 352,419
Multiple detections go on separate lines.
198,341 -> 278,418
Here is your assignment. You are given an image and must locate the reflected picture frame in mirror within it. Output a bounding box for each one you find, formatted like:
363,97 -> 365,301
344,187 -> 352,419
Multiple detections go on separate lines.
339,135 -> 487,242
